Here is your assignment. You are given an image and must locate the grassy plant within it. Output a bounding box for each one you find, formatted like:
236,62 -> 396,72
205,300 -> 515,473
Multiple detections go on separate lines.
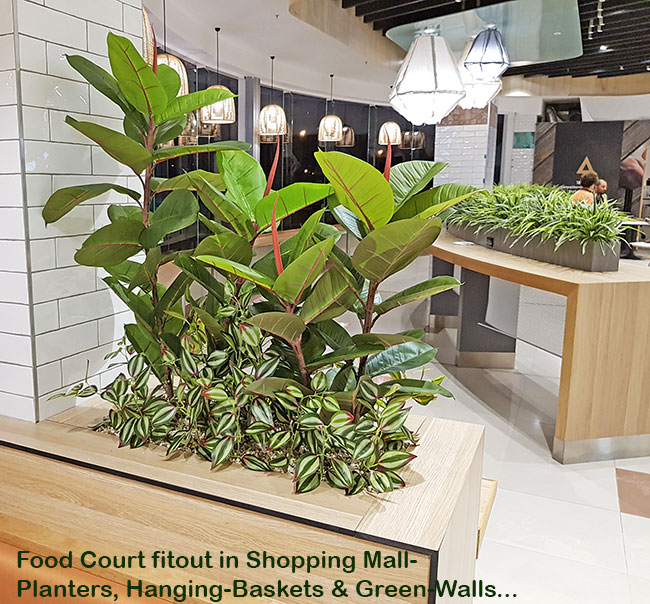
448,184 -> 627,252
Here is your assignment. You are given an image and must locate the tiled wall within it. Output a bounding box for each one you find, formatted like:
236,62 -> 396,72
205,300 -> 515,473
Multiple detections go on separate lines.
0,0 -> 143,421
434,124 -> 493,187
510,113 -> 537,185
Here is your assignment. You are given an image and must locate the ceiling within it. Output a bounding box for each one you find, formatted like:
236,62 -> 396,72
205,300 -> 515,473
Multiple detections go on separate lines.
344,0 -> 650,79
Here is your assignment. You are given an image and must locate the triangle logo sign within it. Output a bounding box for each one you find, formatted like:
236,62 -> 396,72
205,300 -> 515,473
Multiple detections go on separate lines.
576,156 -> 595,175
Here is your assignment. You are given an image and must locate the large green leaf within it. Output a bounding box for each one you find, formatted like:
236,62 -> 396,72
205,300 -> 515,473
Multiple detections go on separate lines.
389,161 -> 448,207
329,203 -> 367,240
216,150 -> 266,219
155,88 -> 236,124
140,190 -> 199,249
190,173 -> 254,239
312,319 -> 354,350
254,183 -> 332,232
195,231 -> 253,265
300,269 -> 354,324
380,377 -> 453,399
154,170 -> 224,192
247,312 -> 305,344
107,204 -> 141,223
246,377 -> 310,397
366,341 -> 438,377
174,254 -> 224,302
156,64 -> 181,101
393,184 -> 479,221
273,238 -> 335,305
196,256 -> 275,291
288,209 -> 327,265
352,333 -> 420,347
153,116 -> 186,146
315,150 -> 393,230
306,344 -> 385,370
42,183 -> 140,224
66,54 -> 131,114
75,220 -> 144,267
375,276 -> 460,315
352,218 -> 441,283
107,32 -> 168,117
124,323 -> 164,381
155,272 -> 189,319
106,278 -> 154,330
65,117 -> 152,174
152,141 -> 251,163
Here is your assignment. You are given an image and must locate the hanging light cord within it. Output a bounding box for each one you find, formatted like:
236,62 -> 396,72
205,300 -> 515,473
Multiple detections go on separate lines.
162,0 -> 167,52
215,27 -> 221,85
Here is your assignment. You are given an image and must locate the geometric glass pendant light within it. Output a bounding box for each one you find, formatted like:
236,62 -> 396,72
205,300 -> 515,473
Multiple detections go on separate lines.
378,121 -> 402,145
389,30 -> 466,126
200,27 -> 236,125
457,41 -> 502,110
258,56 -> 287,137
319,74 -> 343,143
463,26 -> 510,82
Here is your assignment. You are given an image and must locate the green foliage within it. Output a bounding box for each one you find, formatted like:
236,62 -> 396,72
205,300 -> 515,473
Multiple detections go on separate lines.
448,184 -> 627,251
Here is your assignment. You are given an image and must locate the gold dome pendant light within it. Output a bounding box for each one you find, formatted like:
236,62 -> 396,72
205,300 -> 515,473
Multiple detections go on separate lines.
336,104 -> 355,148
259,56 -> 287,138
200,27 -> 236,125
319,74 -> 343,143
378,121 -> 402,146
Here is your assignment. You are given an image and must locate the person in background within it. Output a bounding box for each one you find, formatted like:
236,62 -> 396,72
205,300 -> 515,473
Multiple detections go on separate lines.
571,172 -> 598,205
595,178 -> 608,203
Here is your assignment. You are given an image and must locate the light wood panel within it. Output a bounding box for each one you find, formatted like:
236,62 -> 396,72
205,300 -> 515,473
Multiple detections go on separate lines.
477,480 -> 497,557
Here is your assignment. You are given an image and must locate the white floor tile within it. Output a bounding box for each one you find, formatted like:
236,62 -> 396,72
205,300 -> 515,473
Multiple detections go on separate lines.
616,456 -> 650,474
487,489 -> 627,572
475,540 -> 632,604
621,513 -> 650,580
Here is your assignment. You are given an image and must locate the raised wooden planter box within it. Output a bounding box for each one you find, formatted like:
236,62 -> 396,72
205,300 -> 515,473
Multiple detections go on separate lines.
447,224 -> 621,272
0,407 -> 485,604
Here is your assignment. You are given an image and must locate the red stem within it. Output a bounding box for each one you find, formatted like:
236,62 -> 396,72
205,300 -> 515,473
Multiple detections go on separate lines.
264,136 -> 281,197
271,192 -> 283,275
384,135 -> 392,181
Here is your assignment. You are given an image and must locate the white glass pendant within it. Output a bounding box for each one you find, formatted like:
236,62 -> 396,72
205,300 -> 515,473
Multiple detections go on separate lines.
318,115 -> 343,142
463,26 -> 510,81
389,31 -> 465,125
458,77 -> 501,109
200,85 -> 236,124
157,54 -> 189,96
336,125 -> 356,147
259,104 -> 287,136
378,121 -> 402,145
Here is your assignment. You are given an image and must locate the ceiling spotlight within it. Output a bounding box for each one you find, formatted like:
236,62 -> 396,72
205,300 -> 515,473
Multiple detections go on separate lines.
299,129 -> 307,137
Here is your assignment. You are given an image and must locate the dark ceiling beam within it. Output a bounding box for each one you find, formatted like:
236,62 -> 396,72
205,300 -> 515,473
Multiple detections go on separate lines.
360,0 -> 458,20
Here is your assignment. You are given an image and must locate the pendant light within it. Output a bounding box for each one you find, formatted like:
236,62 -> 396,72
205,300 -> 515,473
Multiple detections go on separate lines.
157,54 -> 190,96
458,39 -> 502,110
336,125 -> 356,148
378,121 -> 401,146
200,27 -> 236,125
463,26 -> 510,82
400,130 -> 425,150
142,8 -> 155,67
318,74 -> 343,143
389,30 -> 465,126
259,56 -> 287,137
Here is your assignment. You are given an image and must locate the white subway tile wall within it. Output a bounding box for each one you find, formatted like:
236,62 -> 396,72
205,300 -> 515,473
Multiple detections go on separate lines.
0,0 -> 144,420
510,113 -> 537,184
434,124 -> 491,187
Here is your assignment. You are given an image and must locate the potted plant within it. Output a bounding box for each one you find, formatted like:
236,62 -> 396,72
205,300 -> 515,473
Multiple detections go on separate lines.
44,33 -> 479,495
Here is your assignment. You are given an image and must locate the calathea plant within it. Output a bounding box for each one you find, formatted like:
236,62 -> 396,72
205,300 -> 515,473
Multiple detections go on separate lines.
44,33 -> 480,495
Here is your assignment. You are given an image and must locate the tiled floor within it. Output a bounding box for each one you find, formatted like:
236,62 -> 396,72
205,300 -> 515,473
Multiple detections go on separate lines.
416,340 -> 650,604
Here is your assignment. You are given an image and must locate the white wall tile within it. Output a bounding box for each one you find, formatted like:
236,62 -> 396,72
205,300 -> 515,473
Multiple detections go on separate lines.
0,33 -> 15,71
0,104 -> 18,138
21,71 -> 89,112
31,264 -> 95,303
0,174 -> 23,207
52,174 -> 127,189
30,237 -> 56,271
91,145 -> 131,176
122,0 -> 142,8
0,140 -> 21,173
35,320 -> 98,364
0,392 -> 35,421
45,42 -> 110,82
24,141 -> 91,174
0,240 -> 27,271
37,359 -> 62,395
0,301 -> 30,335
0,0 -> 13,35
87,22 -> 140,57
61,341 -> 115,386
88,85 -> 123,119
17,0 -> 87,50
0,207 -> 25,239
49,109 -> 121,144
59,288 -> 126,327
54,234 -> 84,267
0,271 -> 29,303
0,70 -> 17,105
24,173 -> 51,206
22,105 -> 49,140
29,204 -> 93,238
0,331 -> 33,364
45,0 -> 123,29
122,4 -> 141,36
19,35 -> 47,72
98,309 -> 131,345
33,299 -> 59,334
0,361 -> 34,396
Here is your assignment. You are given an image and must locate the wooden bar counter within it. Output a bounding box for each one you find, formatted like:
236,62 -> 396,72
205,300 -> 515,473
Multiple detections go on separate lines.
429,230 -> 650,463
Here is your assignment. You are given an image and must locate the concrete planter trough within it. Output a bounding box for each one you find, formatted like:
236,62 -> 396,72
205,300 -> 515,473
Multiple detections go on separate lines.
447,224 -> 621,272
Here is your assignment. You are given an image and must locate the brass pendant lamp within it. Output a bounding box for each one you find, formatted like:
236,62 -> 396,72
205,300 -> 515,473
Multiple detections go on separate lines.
319,74 -> 343,143
258,56 -> 288,138
200,27 -> 236,125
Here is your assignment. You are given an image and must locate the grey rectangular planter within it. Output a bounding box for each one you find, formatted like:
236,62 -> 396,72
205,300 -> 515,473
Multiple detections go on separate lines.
447,224 -> 621,272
